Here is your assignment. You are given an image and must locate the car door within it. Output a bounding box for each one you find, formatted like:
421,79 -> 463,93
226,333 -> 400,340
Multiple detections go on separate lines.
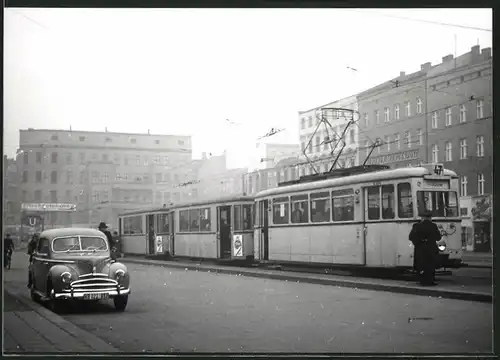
33,237 -> 51,294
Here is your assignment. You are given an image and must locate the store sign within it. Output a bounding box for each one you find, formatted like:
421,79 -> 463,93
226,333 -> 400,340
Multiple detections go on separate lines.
21,203 -> 77,212
367,149 -> 420,165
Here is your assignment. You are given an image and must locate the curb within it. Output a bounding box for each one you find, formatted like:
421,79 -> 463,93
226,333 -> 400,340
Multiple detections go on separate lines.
123,258 -> 492,303
4,285 -> 120,353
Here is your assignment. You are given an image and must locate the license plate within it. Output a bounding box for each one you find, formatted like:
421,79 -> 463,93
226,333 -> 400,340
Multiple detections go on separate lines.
83,293 -> 109,300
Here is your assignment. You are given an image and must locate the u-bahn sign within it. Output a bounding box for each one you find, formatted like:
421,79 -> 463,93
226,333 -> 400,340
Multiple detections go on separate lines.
21,203 -> 77,212
22,214 -> 43,227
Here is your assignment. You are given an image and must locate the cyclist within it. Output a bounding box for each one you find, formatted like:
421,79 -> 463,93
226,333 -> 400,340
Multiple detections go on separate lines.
4,234 -> 15,269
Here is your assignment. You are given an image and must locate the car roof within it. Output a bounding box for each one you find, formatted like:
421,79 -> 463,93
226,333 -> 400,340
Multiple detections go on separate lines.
40,227 -> 105,239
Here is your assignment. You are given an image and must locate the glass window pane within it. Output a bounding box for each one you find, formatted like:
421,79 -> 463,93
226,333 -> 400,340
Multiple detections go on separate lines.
291,196 -> 309,224
273,197 -> 289,224
310,192 -> 331,223
155,213 -> 170,233
242,205 -> 253,230
200,208 -> 211,231
179,210 -> 189,232
332,191 -> 354,221
189,209 -> 200,232
382,185 -> 395,219
397,183 -> 414,218
234,205 -> 242,231
367,186 -> 380,220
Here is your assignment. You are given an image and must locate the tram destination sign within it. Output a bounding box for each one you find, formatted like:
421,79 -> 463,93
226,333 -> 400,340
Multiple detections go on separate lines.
21,203 -> 77,212
367,149 -> 420,165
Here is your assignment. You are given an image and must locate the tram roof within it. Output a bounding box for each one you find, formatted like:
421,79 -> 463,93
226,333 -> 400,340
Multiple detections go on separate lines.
255,166 -> 458,198
118,195 -> 255,217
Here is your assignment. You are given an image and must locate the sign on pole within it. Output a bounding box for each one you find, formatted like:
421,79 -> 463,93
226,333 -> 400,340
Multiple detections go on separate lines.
156,236 -> 163,254
21,203 -> 77,212
233,234 -> 243,257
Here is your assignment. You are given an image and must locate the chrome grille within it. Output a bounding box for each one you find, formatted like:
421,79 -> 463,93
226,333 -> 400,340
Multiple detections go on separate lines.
69,277 -> 118,292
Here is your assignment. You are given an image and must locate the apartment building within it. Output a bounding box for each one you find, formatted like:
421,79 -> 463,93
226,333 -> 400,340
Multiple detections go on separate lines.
17,128 -> 193,229
298,95 -> 359,174
257,143 -> 301,169
3,156 -> 20,225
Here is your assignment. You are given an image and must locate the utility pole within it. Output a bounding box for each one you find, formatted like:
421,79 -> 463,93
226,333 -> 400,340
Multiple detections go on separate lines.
424,76 -> 429,163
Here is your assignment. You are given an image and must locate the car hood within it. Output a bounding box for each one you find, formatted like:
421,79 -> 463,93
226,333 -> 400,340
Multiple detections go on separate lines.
55,254 -> 113,276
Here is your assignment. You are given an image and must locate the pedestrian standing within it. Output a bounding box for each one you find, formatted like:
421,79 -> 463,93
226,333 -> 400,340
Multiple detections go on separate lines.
98,222 -> 113,250
409,210 -> 442,286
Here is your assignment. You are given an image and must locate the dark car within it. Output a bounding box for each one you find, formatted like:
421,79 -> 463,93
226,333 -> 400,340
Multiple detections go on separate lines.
29,228 -> 131,313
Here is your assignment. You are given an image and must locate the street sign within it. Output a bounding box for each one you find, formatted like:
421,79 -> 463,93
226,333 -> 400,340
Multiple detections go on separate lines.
233,234 -> 243,257
21,203 -> 77,212
22,214 -> 42,227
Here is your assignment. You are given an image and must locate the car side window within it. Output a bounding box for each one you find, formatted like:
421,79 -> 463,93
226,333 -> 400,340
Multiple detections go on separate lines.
37,238 -> 50,254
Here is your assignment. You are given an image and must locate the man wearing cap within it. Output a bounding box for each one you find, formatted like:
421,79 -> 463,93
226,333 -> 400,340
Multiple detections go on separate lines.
409,210 -> 442,286
98,222 -> 114,251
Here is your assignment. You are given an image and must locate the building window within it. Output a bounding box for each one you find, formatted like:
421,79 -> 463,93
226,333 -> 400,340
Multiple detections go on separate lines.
416,98 -> 422,114
432,144 -> 439,163
135,155 -> 141,165
376,139 -> 381,154
153,156 -> 160,164
394,134 -> 400,150
459,104 -> 467,123
79,136 -> 86,142
51,171 -> 58,184
374,110 -> 380,125
364,113 -> 369,127
51,152 -> 58,164
34,190 -> 41,202
445,107 -> 452,126
65,152 -> 72,164
476,136 -> 484,157
460,138 -> 468,159
404,131 -> 411,148
92,171 -> 99,184
384,107 -> 390,122
156,173 -> 162,183
22,171 -> 28,183
445,141 -> 452,162
384,135 -> 390,152
102,172 -> 109,183
308,116 -> 313,127
50,190 -> 57,203
460,176 -> 468,197
349,129 -> 355,144
79,153 -> 85,164
66,169 -> 73,184
300,118 -> 306,129
394,104 -> 400,120
130,138 -> 137,144
477,173 -> 485,195
431,111 -> 438,129
415,129 -> 422,146
36,171 -> 42,183
102,154 -> 108,161
51,134 -> 59,141
476,99 -> 484,119
36,152 -> 42,164
405,101 -> 411,117
364,140 -> 370,152
106,137 -> 112,143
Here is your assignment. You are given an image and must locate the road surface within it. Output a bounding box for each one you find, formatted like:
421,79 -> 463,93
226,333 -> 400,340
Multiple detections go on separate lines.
5,254 -> 492,353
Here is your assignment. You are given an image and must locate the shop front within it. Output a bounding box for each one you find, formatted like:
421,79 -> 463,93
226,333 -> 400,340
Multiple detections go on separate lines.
471,194 -> 492,253
365,149 -> 421,168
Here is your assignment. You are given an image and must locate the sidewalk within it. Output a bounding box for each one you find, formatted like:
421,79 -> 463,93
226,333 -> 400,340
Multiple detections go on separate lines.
121,255 -> 492,303
462,251 -> 493,268
3,253 -> 120,353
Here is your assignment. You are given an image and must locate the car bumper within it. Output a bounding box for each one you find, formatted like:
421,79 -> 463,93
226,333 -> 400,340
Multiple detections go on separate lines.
54,287 -> 131,299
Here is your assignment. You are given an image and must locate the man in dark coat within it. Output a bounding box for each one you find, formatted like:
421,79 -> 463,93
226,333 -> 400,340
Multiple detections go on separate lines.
409,211 -> 442,286
98,222 -> 113,250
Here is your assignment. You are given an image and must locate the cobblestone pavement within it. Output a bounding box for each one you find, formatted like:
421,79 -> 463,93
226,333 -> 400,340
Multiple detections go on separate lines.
55,261 -> 492,353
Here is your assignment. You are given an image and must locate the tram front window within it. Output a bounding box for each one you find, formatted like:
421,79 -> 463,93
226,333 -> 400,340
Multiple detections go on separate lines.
417,191 -> 459,217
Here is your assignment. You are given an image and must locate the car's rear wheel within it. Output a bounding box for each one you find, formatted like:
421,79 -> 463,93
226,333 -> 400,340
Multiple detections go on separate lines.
114,295 -> 128,311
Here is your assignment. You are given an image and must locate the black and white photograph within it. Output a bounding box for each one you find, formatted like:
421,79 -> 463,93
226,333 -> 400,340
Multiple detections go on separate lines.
3,7 -> 493,355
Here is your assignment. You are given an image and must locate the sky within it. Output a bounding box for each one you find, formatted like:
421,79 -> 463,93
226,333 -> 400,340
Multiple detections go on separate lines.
4,8 -> 492,169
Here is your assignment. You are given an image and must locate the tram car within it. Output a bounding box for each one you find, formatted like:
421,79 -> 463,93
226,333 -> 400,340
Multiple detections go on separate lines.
118,195 -> 255,262
253,163 -> 463,270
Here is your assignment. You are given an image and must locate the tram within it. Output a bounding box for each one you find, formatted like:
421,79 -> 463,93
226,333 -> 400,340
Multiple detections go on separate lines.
118,195 -> 255,262
253,163 -> 463,270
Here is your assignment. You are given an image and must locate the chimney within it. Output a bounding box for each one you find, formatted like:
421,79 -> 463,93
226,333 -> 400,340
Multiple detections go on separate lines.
399,71 -> 405,77
471,45 -> 480,54
442,54 -> 454,62
420,62 -> 432,71
481,47 -> 491,59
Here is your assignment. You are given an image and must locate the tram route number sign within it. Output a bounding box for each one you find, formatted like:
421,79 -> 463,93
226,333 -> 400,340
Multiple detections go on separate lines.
233,235 -> 243,257
156,236 -> 163,253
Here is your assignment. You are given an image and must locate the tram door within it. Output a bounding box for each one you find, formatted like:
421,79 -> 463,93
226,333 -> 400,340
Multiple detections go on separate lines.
146,215 -> 155,255
259,200 -> 269,261
217,206 -> 232,259
168,212 -> 175,256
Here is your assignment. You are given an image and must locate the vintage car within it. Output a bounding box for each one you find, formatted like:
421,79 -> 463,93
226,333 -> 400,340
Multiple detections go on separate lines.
29,227 -> 131,313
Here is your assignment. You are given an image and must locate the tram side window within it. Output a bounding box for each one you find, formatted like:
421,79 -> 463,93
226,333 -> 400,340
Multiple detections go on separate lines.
199,208 -> 211,231
155,213 -> 169,234
273,197 -> 289,224
381,185 -> 395,219
189,209 -> 201,232
291,194 -> 309,224
332,189 -> 354,221
397,183 -> 414,218
367,186 -> 380,220
123,215 -> 144,235
310,191 -> 331,222
243,204 -> 253,230
179,210 -> 190,232
234,205 -> 243,231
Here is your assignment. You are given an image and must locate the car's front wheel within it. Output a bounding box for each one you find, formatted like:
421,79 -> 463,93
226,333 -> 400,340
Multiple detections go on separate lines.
114,295 -> 128,311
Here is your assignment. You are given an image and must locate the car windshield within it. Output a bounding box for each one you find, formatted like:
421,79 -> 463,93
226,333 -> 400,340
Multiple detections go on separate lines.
416,191 -> 459,218
52,236 -> 108,252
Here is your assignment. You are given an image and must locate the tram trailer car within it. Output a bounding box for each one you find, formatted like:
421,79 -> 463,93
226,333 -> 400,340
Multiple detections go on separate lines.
118,196 -> 255,262
253,164 -> 463,271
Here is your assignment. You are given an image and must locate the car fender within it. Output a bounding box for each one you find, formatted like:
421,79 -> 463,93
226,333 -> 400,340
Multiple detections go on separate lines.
48,264 -> 77,293
109,261 -> 130,288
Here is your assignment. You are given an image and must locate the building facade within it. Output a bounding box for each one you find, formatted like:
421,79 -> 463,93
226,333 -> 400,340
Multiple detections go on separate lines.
18,128 -> 193,229
298,95 -> 359,174
357,45 -> 492,252
257,143 -> 301,169
3,156 -> 20,225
